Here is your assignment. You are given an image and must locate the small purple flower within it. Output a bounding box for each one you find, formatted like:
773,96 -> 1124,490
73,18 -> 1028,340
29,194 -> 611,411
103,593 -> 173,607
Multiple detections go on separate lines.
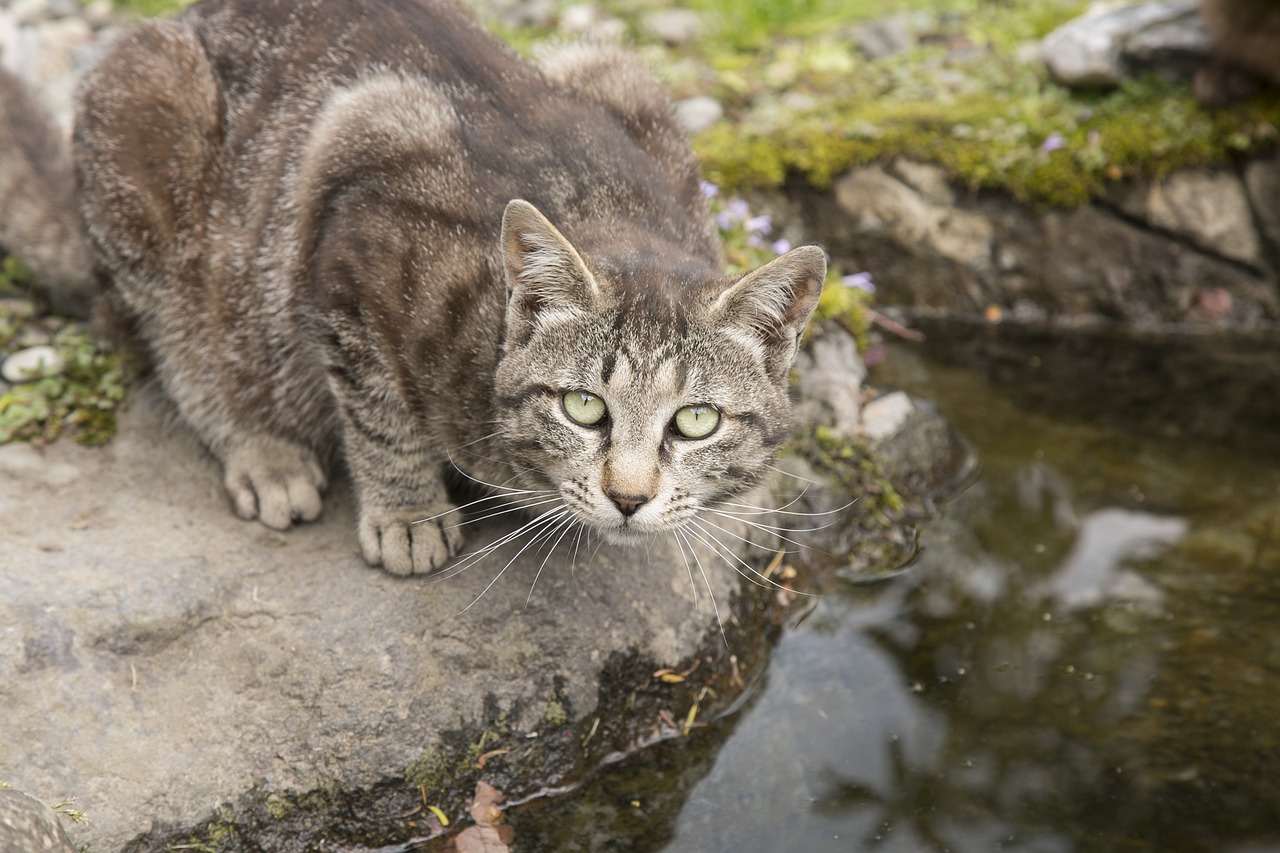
744,214 -> 772,235
714,198 -> 751,231
700,180 -> 719,198
1039,132 -> 1067,154
747,232 -> 765,249
771,238 -> 792,255
841,271 -> 875,293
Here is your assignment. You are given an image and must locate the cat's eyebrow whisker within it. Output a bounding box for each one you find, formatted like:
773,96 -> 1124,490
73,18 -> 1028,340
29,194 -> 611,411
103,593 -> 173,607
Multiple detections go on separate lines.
673,528 -> 729,647
526,515 -> 579,608
458,509 -> 573,613
684,519 -> 817,598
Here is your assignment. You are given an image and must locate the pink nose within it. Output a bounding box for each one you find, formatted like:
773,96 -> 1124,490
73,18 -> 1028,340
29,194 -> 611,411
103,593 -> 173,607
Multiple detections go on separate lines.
609,492 -> 649,517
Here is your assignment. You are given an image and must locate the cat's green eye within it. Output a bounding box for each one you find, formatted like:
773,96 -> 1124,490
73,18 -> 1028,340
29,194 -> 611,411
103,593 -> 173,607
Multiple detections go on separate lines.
673,404 -> 720,439
563,390 -> 607,426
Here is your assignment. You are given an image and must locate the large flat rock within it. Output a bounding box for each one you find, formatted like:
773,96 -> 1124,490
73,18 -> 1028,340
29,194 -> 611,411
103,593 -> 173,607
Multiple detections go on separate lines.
0,386 -> 750,850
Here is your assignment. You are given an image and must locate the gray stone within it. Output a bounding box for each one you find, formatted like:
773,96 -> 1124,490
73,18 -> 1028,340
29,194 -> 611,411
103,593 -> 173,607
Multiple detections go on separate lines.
639,8 -> 703,46
792,325 -> 866,441
1111,170 -> 1262,266
849,12 -> 932,60
1041,0 -> 1204,89
0,344 -> 63,382
674,95 -> 723,135
0,383 -> 786,851
0,788 -> 76,853
833,166 -> 994,275
1244,153 -> 1280,256
860,391 -> 914,443
887,158 -> 955,207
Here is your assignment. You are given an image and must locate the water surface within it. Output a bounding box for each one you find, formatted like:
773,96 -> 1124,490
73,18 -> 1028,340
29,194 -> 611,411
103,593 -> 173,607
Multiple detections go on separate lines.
514,329 -> 1280,852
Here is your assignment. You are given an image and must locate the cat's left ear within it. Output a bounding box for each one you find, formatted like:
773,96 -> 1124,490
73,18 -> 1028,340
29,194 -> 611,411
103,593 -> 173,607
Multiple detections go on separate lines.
712,245 -> 826,382
501,199 -> 600,346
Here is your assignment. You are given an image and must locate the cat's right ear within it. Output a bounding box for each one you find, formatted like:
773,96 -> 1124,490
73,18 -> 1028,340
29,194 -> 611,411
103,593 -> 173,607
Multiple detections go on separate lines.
501,199 -> 600,345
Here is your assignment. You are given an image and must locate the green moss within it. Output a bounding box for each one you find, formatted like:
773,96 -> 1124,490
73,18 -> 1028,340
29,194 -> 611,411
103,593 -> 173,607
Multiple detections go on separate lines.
0,322 -> 131,446
791,425 -> 905,519
544,699 -> 568,727
263,794 -> 288,821
405,746 -> 451,792
674,0 -> 1280,207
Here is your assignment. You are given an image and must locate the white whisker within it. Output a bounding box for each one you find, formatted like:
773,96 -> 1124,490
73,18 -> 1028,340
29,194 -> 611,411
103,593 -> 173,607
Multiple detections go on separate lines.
709,508 -> 841,536
459,509 -> 573,613
685,519 -> 816,597
526,515 -> 579,607
427,505 -> 567,585
442,494 -> 563,531
675,528 -> 728,646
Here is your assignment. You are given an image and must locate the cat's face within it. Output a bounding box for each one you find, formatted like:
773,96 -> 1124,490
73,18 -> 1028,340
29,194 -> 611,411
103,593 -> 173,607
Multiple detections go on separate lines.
493,200 -> 824,541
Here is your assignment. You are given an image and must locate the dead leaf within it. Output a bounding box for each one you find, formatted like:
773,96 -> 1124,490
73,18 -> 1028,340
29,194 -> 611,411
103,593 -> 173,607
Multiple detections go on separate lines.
455,824 -> 514,853
470,781 -> 506,827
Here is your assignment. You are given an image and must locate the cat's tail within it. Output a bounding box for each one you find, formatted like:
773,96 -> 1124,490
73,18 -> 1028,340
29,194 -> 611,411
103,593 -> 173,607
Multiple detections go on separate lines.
0,66 -> 94,318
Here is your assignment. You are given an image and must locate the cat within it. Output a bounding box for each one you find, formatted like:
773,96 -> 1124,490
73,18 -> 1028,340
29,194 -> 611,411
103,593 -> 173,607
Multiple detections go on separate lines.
1194,0 -> 1280,106
0,0 -> 824,576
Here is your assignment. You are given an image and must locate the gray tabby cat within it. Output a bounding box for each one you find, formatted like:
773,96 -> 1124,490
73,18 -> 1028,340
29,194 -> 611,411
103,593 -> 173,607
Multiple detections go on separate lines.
0,0 -> 824,576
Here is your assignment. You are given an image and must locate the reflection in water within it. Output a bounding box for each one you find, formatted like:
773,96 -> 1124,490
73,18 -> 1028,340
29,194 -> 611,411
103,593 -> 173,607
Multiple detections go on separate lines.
665,342 -> 1280,853
511,338 -> 1280,853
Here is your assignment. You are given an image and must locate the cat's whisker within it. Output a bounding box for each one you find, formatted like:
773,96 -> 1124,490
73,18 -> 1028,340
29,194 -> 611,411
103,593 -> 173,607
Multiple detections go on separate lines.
410,489 -> 557,527
427,505 -> 568,584
695,515 -> 810,557
458,508 -> 574,614
713,497 -> 859,519
684,519 -> 817,597
526,515 -> 580,608
441,494 -> 563,532
708,508 -> 842,535
673,527 -> 729,647
765,463 -> 824,487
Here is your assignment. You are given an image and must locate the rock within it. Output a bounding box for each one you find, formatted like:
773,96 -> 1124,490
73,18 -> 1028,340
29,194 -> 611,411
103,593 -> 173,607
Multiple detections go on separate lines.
849,12 -> 931,60
0,788 -> 76,853
887,158 -> 955,206
639,8 -> 703,45
674,95 -> 723,135
792,325 -> 866,441
1109,170 -> 1262,267
1244,153 -> 1280,254
0,442 -> 82,487
1041,0 -> 1208,89
833,166 -> 994,275
0,383 -> 789,851
860,390 -> 914,443
556,3 -> 598,35
1,344 -> 63,382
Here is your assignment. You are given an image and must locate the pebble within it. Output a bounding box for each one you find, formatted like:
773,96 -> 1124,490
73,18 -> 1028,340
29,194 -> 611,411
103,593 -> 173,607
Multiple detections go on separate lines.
640,8 -> 703,46
1,344 -> 64,382
1040,0 -> 1206,89
860,391 -> 915,443
674,95 -> 723,135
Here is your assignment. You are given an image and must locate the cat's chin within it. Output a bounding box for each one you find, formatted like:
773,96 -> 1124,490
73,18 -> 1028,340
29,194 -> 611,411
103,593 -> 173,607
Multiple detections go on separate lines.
595,523 -> 670,547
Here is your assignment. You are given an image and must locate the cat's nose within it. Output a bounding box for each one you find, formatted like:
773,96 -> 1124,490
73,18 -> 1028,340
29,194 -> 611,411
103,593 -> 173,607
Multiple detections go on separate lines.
609,492 -> 650,517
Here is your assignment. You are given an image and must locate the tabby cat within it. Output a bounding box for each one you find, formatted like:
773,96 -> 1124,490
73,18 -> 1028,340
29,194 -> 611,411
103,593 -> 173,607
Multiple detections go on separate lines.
0,0 -> 824,575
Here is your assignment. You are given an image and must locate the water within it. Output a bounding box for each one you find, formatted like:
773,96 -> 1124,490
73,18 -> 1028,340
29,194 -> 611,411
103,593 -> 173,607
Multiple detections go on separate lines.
507,327 -> 1280,853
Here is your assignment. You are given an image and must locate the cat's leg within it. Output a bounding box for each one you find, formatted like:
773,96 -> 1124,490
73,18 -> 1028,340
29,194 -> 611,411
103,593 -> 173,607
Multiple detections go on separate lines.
327,362 -> 464,576
74,19 -> 331,530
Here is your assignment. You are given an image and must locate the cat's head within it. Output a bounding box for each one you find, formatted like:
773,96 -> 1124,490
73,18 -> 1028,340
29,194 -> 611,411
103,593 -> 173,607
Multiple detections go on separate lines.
493,199 -> 824,542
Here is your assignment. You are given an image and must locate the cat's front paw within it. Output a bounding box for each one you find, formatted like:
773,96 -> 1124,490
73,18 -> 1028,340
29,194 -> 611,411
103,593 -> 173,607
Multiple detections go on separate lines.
359,505 -> 464,576
222,437 -> 328,530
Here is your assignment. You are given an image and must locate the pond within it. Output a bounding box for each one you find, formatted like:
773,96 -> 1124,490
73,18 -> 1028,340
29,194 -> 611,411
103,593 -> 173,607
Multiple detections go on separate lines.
505,323 -> 1280,852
